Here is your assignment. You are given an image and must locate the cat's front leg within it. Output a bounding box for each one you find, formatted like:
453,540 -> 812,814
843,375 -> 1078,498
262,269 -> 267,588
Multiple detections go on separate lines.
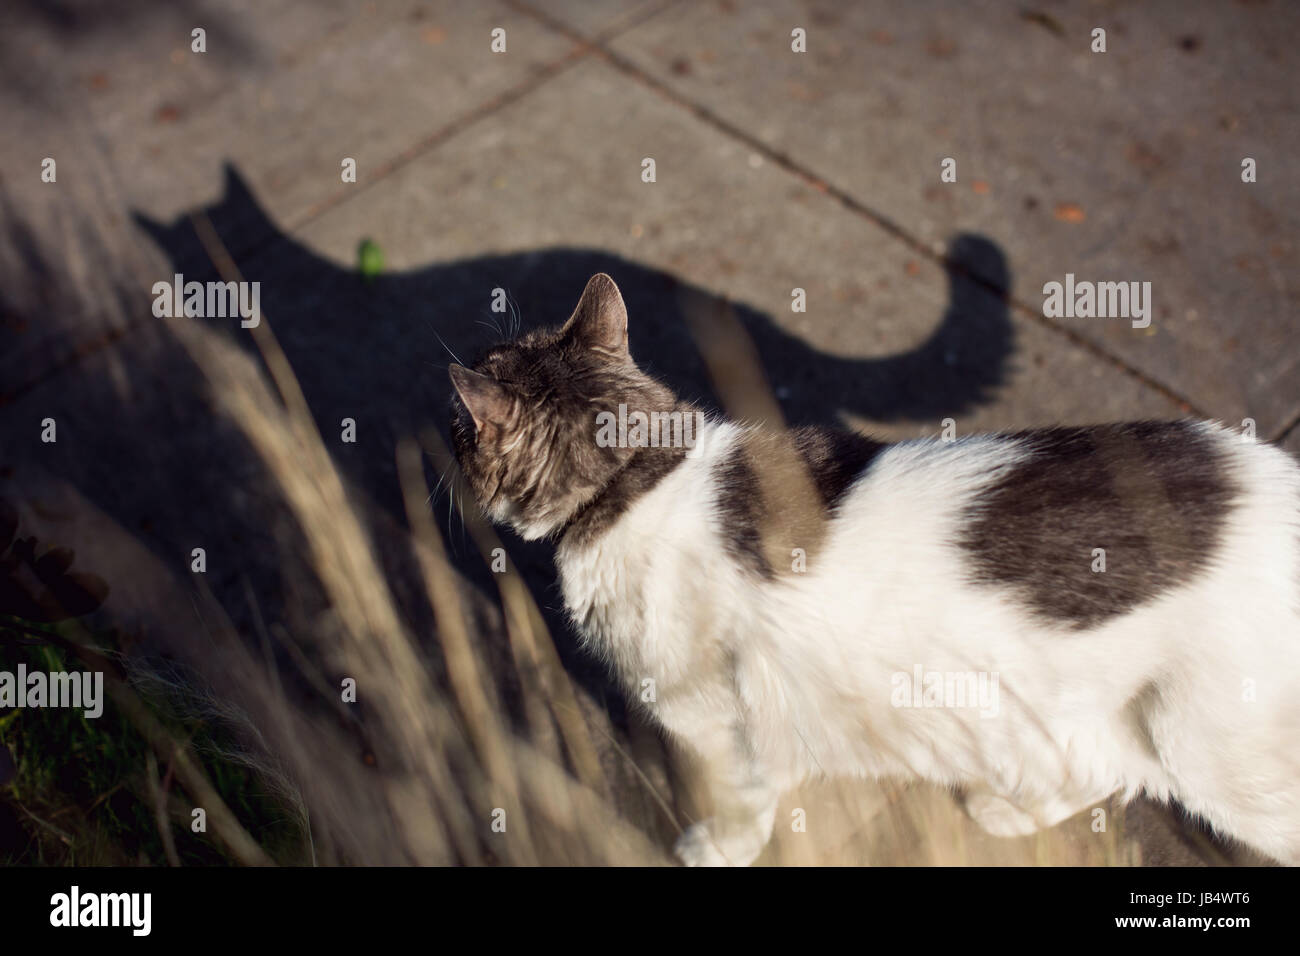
962,790 -> 1042,837
962,784 -> 1112,838
675,790 -> 779,867
670,719 -> 779,867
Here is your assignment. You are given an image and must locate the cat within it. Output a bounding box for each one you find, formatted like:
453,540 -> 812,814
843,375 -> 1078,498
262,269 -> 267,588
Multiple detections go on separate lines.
449,272 -> 1300,866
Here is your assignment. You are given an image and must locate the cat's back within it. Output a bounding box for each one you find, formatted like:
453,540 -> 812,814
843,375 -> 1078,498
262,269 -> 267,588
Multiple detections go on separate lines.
818,419 -> 1299,639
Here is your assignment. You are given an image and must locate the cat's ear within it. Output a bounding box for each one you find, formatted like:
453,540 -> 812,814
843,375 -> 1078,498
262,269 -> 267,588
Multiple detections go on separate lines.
450,365 -> 513,436
562,273 -> 629,360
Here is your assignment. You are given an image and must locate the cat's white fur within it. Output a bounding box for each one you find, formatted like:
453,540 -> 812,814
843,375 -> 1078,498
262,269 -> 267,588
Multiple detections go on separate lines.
548,419 -> 1300,865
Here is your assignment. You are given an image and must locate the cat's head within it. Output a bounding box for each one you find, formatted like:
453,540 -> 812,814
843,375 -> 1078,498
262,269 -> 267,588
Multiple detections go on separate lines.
449,274 -> 679,540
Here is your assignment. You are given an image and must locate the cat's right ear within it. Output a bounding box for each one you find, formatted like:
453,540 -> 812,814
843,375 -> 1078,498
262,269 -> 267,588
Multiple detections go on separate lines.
562,273 -> 630,362
450,365 -> 513,438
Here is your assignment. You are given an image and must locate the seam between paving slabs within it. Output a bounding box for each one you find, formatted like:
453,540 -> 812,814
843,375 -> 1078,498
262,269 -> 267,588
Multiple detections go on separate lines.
1276,411 -> 1300,445
283,44 -> 590,234
505,0 -> 1215,424
582,0 -> 687,47
280,0 -> 687,238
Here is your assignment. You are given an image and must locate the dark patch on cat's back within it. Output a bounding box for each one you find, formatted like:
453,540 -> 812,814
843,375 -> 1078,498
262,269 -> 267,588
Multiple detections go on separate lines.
713,447 -> 774,579
714,427 -> 884,579
791,426 -> 886,510
962,422 -> 1234,629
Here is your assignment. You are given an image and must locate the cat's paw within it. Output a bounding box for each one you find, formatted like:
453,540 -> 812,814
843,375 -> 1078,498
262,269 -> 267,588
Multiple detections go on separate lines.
963,792 -> 1041,838
674,823 -> 730,866
674,820 -> 764,866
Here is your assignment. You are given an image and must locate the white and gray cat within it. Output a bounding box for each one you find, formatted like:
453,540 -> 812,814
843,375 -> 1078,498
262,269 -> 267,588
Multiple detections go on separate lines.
449,273 -> 1300,866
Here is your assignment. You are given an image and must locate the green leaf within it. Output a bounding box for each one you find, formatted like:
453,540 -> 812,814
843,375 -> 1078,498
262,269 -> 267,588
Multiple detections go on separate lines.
357,238 -> 384,284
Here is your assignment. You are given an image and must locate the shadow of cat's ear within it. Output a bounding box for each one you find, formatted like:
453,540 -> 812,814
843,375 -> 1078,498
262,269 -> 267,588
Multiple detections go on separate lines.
562,273 -> 630,360
220,161 -> 260,212
131,209 -> 171,249
133,163 -> 271,254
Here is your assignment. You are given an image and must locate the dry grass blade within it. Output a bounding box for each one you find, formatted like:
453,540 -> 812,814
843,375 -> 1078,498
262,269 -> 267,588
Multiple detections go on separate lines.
419,428 -> 611,802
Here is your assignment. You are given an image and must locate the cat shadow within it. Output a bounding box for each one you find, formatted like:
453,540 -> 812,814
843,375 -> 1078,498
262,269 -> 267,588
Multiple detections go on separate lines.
123,164 -> 1015,708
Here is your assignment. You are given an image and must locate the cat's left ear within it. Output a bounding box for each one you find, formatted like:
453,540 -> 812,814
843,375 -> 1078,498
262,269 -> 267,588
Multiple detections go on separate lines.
562,273 -> 629,361
450,364 -> 513,437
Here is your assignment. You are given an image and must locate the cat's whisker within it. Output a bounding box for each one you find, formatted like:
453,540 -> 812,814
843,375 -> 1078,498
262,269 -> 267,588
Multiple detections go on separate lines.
446,483 -> 459,552
456,488 -> 467,551
422,320 -> 465,366
476,302 -> 505,340
426,459 -> 452,509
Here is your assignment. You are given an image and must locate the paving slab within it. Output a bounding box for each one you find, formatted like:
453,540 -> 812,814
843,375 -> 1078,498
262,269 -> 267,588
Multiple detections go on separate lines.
608,0 -> 1300,435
